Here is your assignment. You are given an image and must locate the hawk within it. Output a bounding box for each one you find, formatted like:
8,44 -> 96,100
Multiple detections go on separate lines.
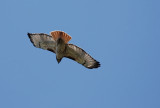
28,31 -> 100,69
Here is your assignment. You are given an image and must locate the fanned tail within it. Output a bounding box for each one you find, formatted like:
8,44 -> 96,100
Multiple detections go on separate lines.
50,31 -> 72,43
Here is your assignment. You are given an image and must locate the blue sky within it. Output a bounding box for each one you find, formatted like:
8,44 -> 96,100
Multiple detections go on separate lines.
0,0 -> 160,108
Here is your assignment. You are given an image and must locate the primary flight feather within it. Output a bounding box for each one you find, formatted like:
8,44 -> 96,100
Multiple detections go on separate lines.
28,31 -> 100,69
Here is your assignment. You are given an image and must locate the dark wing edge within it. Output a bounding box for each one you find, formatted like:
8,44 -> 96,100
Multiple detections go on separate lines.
28,33 -> 36,47
64,44 -> 100,69
27,33 -> 56,53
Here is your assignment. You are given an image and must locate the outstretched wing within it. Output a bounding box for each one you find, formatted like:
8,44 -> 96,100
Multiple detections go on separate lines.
64,44 -> 100,69
28,33 -> 56,53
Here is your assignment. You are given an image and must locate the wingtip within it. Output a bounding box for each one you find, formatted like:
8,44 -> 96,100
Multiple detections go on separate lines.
87,60 -> 100,69
27,32 -> 35,46
93,62 -> 101,69
96,61 -> 101,68
27,32 -> 31,38
27,32 -> 30,35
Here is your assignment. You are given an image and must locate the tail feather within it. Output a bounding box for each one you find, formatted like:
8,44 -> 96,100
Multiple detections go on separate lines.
50,31 -> 72,43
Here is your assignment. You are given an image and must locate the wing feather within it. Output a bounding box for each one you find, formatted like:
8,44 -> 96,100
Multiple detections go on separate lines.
28,33 -> 56,53
64,44 -> 100,69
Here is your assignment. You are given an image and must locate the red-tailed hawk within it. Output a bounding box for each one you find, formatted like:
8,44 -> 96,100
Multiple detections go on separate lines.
28,31 -> 100,69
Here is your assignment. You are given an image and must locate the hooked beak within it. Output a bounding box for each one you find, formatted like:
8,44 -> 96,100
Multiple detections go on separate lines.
56,58 -> 62,64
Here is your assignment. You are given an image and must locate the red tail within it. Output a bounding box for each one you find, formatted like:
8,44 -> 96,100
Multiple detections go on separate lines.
50,31 -> 72,43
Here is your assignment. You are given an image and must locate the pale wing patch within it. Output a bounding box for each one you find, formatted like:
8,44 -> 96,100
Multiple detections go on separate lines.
50,31 -> 72,43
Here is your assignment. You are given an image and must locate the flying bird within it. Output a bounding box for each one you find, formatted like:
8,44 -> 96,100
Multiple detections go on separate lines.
28,31 -> 100,69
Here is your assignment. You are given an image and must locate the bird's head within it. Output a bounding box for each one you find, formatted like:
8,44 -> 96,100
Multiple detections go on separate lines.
56,57 -> 62,64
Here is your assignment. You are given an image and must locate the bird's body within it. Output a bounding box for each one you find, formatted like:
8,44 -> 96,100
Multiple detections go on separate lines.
55,38 -> 66,63
28,31 -> 100,69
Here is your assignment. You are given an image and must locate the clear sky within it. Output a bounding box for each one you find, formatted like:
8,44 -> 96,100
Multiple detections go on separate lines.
0,0 -> 160,108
